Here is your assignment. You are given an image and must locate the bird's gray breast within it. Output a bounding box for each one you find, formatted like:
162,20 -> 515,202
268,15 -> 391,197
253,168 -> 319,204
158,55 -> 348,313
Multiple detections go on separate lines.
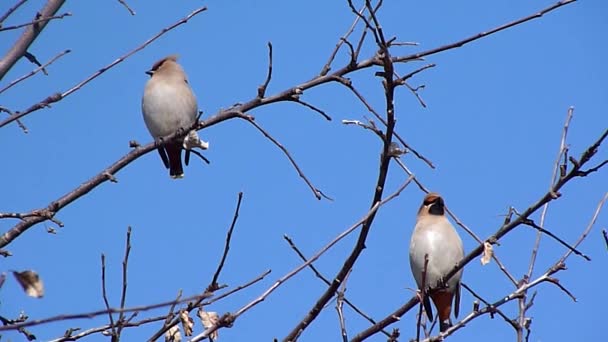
409,221 -> 464,291
142,81 -> 198,138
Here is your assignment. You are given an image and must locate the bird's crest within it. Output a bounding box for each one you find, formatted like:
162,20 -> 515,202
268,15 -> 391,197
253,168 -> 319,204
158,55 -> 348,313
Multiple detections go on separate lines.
418,192 -> 445,216
423,193 -> 442,205
149,55 -> 179,73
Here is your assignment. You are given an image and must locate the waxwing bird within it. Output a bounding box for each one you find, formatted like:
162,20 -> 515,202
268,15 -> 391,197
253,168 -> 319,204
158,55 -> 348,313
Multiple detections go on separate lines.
409,193 -> 464,332
142,55 -> 199,179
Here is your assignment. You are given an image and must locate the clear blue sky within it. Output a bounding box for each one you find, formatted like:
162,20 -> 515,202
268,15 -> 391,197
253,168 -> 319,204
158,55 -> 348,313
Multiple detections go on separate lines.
1,1 -> 606,341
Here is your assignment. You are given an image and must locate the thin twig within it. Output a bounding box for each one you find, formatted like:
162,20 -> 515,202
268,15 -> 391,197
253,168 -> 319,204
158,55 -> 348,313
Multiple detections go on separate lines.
0,0 -> 28,24
257,42 -> 273,98
0,105 -> 27,132
116,0 -> 136,15
335,76 -> 434,168
336,269 -> 351,342
283,235 -> 392,338
201,270 -> 271,307
527,107 -> 574,278
342,119 -> 384,139
559,192 -> 608,263
209,192 -> 244,290
0,12 -> 71,31
346,0 -> 380,45
518,216 -> 590,261
116,226 -> 132,339
395,64 -> 435,85
403,82 -> 427,108
0,49 -> 71,95
415,255 -> 430,341
290,99 -> 332,121
0,269 -> 273,333
163,290 -> 182,328
49,315 -> 166,342
320,3 -> 365,75
0,293 -> 211,333
236,111 -> 329,200
100,254 -> 117,339
460,282 -> 517,330
392,0 -> 578,64
148,270 -> 270,342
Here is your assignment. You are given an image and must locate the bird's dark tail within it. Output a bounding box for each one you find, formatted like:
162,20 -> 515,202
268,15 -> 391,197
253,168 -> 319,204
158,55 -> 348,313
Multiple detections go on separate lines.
165,142 -> 184,179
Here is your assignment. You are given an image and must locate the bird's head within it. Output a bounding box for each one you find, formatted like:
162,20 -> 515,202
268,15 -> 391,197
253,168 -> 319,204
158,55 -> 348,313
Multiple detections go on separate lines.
418,192 -> 446,216
145,55 -> 180,76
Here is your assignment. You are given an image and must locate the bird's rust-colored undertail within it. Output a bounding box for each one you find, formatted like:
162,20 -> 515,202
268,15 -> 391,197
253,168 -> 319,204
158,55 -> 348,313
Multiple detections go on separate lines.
430,290 -> 453,324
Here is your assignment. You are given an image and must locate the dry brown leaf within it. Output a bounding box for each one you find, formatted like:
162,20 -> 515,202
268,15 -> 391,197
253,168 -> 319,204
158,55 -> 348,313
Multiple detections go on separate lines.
179,309 -> 194,336
12,270 -> 44,298
165,325 -> 182,342
480,242 -> 493,265
197,307 -> 220,340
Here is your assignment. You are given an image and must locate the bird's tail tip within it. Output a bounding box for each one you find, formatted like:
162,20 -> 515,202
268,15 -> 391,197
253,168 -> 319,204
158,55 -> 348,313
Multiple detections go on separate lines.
170,172 -> 185,179
439,319 -> 452,333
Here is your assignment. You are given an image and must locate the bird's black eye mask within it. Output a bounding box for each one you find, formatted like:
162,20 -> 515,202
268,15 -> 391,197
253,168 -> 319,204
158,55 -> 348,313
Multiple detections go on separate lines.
145,60 -> 164,76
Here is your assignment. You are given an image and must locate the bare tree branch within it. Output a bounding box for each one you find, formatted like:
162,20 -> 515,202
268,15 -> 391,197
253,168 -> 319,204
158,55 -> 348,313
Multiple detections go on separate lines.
49,315 -> 165,342
257,42 -> 273,98
0,271 -> 270,332
0,5 -> 208,128
116,0 -> 136,16
190,176 -> 414,342
235,111 -> 329,200
100,254 -> 117,338
0,0 -> 29,24
115,226 -> 133,340
0,11 -> 70,32
526,107 -> 574,279
392,0 -> 578,64
209,192 -> 244,290
146,195 -> 247,341
0,0 -> 66,80
0,49 -> 70,95
283,235 -> 392,338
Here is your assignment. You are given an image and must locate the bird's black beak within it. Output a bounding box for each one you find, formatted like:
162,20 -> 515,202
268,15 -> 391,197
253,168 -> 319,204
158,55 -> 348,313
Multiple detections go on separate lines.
145,70 -> 154,76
